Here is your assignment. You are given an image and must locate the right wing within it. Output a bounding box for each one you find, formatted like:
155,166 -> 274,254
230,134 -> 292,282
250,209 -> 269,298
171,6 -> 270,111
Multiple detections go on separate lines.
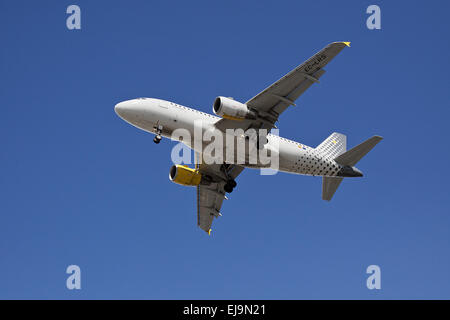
196,163 -> 244,234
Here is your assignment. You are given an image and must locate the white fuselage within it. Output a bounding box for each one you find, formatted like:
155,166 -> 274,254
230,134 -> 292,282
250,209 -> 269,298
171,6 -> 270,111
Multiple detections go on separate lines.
115,98 -> 345,177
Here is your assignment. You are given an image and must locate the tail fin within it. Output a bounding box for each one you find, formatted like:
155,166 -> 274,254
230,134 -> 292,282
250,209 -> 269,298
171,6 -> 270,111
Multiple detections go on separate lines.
316,132 -> 346,201
334,136 -> 383,166
318,134 -> 383,201
315,132 -> 347,159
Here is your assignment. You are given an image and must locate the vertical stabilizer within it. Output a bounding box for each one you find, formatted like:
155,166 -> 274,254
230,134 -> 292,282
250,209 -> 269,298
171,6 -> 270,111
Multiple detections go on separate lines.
315,132 -> 347,159
317,133 -> 346,201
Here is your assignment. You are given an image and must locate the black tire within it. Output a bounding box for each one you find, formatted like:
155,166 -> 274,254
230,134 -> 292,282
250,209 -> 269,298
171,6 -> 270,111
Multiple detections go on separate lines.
224,183 -> 233,193
229,180 -> 237,188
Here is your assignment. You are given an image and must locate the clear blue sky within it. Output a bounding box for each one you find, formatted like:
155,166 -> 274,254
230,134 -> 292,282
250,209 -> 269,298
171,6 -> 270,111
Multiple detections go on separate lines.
1,0 -> 449,299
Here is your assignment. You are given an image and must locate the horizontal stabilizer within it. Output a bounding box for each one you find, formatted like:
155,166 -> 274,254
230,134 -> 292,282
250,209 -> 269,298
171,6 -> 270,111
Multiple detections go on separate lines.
334,136 -> 383,167
322,177 -> 344,201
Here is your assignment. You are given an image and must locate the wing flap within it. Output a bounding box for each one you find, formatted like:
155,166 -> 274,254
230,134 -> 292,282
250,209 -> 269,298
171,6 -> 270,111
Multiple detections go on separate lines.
197,182 -> 226,233
261,68 -> 327,116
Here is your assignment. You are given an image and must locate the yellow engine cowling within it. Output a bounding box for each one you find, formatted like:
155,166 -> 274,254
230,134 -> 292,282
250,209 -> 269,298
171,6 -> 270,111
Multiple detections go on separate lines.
169,165 -> 202,186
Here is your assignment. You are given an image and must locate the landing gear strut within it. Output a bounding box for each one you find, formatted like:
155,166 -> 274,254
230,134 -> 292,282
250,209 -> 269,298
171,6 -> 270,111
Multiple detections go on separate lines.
221,164 -> 237,193
153,125 -> 163,144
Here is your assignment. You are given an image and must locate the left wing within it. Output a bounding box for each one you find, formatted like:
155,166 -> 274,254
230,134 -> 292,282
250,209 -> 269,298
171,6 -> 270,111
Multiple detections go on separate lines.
215,42 -> 350,132
196,163 -> 244,234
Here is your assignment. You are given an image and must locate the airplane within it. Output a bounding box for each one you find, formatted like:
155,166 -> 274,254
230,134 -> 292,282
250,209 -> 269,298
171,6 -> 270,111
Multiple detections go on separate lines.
115,41 -> 383,235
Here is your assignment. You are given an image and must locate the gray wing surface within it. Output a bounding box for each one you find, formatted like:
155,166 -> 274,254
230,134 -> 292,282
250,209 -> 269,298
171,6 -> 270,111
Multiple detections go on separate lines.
215,42 -> 350,132
196,161 -> 245,234
322,176 -> 344,201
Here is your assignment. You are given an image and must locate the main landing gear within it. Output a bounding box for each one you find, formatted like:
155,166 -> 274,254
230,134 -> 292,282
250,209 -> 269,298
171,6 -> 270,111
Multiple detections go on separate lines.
224,179 -> 237,193
153,125 -> 163,144
221,164 -> 237,193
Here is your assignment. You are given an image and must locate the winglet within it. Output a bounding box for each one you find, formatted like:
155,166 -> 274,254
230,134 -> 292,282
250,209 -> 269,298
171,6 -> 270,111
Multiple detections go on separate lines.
208,229 -> 212,236
342,42 -> 351,47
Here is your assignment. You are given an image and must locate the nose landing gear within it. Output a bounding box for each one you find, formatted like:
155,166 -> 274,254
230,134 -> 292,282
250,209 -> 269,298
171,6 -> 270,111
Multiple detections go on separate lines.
153,135 -> 162,144
153,125 -> 163,144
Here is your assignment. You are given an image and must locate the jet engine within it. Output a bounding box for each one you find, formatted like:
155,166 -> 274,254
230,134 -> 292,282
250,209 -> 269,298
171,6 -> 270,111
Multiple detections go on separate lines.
169,165 -> 202,186
213,96 -> 255,120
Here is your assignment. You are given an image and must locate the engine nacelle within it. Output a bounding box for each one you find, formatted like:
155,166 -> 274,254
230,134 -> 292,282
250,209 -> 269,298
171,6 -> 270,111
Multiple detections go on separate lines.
213,96 -> 254,120
169,165 -> 202,186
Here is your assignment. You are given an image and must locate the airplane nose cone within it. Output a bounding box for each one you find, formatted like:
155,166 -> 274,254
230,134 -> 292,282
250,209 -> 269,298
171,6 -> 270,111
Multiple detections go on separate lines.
114,99 -> 145,124
114,101 -> 128,118
115,100 -> 140,121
